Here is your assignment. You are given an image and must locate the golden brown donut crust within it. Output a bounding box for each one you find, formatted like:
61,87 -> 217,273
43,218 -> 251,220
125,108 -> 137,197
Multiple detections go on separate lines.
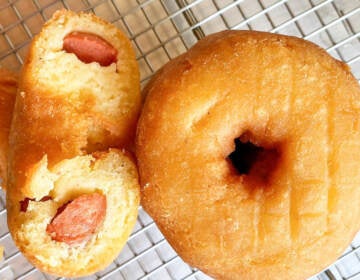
0,69 -> 17,189
136,30 -> 360,280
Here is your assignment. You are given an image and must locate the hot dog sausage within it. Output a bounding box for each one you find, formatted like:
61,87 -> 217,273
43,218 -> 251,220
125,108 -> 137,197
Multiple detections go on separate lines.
46,193 -> 106,244
63,32 -> 117,66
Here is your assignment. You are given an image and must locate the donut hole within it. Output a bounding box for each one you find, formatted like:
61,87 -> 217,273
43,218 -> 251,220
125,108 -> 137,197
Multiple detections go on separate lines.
228,136 -> 281,185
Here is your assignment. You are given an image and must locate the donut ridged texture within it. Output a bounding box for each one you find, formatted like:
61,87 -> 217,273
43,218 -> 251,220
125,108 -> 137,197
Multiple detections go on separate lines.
136,30 -> 360,280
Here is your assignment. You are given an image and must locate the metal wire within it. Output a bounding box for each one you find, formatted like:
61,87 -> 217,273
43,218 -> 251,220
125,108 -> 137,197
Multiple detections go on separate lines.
0,0 -> 359,279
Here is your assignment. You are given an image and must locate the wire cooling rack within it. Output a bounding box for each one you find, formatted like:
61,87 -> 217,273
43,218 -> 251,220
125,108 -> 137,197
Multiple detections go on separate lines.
0,0 -> 360,279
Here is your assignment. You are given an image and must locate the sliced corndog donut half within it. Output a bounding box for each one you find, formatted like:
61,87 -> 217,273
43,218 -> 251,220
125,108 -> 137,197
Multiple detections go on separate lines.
12,9 -> 141,157
9,149 -> 139,277
6,10 -> 140,277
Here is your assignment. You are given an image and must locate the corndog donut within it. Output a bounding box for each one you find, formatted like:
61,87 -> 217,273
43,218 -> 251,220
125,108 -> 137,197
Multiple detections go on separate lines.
136,31 -> 360,280
10,150 -> 139,276
7,10 -> 140,277
0,69 -> 17,189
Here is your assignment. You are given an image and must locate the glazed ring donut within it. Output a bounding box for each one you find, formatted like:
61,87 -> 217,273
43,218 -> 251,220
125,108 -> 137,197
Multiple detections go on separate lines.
136,30 -> 360,280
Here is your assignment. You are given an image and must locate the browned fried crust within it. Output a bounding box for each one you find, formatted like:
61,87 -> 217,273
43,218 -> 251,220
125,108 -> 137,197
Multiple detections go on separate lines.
0,69 -> 17,189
